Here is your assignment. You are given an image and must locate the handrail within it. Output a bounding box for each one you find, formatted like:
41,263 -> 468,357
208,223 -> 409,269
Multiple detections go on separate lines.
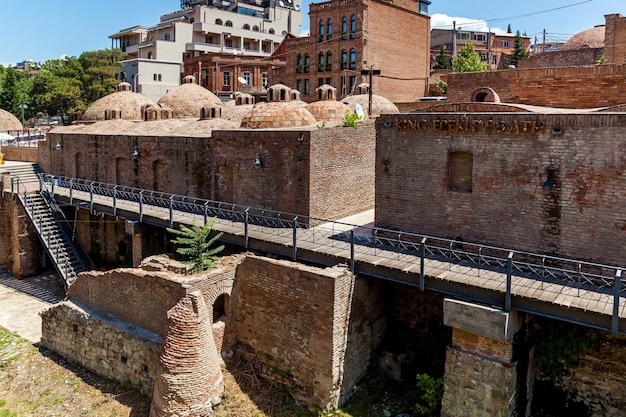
38,174 -> 626,333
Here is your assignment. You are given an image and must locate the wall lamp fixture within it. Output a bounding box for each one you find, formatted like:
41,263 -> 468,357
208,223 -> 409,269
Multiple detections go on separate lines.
132,146 -> 140,160
253,153 -> 262,168
55,142 -> 62,150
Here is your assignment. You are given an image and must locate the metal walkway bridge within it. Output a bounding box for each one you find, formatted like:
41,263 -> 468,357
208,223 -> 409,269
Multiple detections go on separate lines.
33,174 -> 626,335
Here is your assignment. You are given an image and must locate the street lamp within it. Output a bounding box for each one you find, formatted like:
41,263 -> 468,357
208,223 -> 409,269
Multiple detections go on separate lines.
133,73 -> 141,93
18,104 -> 27,128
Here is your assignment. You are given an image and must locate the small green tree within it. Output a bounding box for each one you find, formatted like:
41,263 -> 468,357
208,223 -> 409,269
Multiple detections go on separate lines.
509,30 -> 530,68
414,373 -> 444,417
452,43 -> 488,73
507,24 -> 512,33
437,80 -> 448,95
167,219 -> 224,273
433,45 -> 451,70
342,109 -> 359,127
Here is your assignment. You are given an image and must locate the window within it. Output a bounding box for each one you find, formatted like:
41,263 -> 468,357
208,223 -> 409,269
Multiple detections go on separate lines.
341,49 -> 347,70
296,79 -> 302,92
326,77 -> 332,85
319,19 -> 325,42
304,79 -> 310,95
153,73 -> 158,81
225,20 -> 233,27
304,53 -> 310,73
253,25 -> 259,32
262,72 -> 268,88
326,18 -> 332,41
296,54 -> 302,73
326,51 -> 332,71
341,16 -> 347,40
349,48 -> 356,69
502,40 -> 510,48
318,52 -> 324,72
350,15 -> 356,39
223,71 -> 231,86
243,71 -> 251,85
449,152 -> 473,192
349,75 -> 356,93
158,74 -> 162,81
474,33 -> 486,42
216,19 -> 223,25
492,55 -> 497,65
268,28 -> 275,34
243,23 -> 250,30
318,77 -> 325,87
225,38 -> 233,48
457,32 -> 469,40
205,35 -> 214,44
164,33 -> 171,41
147,51 -> 153,59
244,41 -> 250,50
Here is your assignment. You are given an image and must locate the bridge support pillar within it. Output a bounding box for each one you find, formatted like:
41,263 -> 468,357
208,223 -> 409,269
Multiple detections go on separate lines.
441,298 -> 525,417
125,220 -> 143,268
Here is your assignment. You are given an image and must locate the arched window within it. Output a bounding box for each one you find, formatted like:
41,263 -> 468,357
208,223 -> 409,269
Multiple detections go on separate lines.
341,49 -> 347,70
318,19 -> 325,42
304,53 -> 310,73
326,51 -> 332,71
225,20 -> 233,27
341,16 -> 347,40
268,28 -> 275,34
164,33 -> 171,41
350,15 -> 357,39
243,23 -> 250,30
449,152 -> 473,192
215,18 -> 223,25
147,51 -> 153,59
296,54 -> 302,73
318,52 -> 325,72
253,25 -> 259,31
349,48 -> 357,69
326,18 -> 332,41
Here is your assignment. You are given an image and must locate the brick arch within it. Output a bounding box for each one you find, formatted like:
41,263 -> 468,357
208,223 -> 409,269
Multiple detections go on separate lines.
203,276 -> 235,355
471,87 -> 501,103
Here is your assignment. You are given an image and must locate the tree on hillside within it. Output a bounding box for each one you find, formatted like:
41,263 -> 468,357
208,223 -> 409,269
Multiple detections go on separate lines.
452,43 -> 488,73
510,30 -> 530,68
79,49 -> 125,105
433,45 -> 451,70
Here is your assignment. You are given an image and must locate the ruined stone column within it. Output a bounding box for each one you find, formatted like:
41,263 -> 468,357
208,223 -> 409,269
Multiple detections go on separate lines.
441,299 -> 522,417
150,290 -> 223,417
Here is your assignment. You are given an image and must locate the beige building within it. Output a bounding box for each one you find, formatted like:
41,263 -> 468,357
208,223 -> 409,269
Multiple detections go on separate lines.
109,0 -> 302,102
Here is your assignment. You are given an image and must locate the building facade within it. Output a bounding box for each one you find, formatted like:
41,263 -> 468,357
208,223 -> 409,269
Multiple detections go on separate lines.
109,0 -> 302,101
271,0 -> 431,102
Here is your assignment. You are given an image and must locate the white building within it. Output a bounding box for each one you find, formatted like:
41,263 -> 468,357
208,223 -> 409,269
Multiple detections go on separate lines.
110,0 -> 302,102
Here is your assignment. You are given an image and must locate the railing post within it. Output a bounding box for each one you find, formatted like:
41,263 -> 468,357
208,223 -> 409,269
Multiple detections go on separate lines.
292,216 -> 298,262
420,238 -> 426,291
139,191 -> 144,222
350,229 -> 355,273
204,202 -> 209,225
69,179 -> 73,205
612,269 -> 622,336
10,177 -> 14,194
89,183 -> 94,210
244,208 -> 249,250
169,196 -> 174,227
506,251 -> 514,312
113,186 -> 117,216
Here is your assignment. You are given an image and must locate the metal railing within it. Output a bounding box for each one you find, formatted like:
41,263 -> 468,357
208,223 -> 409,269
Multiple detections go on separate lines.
39,174 -> 625,333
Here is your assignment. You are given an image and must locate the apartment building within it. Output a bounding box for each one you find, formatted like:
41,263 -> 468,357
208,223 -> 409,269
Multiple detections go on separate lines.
431,28 -> 531,70
271,0 -> 432,103
110,0 -> 302,102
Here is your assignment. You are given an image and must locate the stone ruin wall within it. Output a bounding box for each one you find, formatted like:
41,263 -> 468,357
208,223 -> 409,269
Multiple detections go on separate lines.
0,194 -> 40,278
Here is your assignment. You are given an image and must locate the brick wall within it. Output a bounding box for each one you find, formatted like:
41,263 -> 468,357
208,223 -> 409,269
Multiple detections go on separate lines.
445,64 -> 626,108
375,112 -> 626,266
604,14 -> 626,64
309,125 -> 375,220
0,194 -> 39,277
518,48 -> 602,69
41,301 -> 162,396
234,255 -> 357,410
1,146 -> 38,162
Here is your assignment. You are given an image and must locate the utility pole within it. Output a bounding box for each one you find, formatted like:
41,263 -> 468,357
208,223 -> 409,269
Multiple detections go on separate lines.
452,21 -> 457,58
543,29 -> 546,53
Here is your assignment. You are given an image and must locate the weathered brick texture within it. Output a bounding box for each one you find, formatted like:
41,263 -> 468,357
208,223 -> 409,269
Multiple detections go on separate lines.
375,112 -> 626,266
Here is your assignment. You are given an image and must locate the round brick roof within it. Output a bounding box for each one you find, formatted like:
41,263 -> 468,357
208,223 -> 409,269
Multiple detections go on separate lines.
0,108 -> 23,131
308,100 -> 351,124
240,101 -> 317,129
157,76 -> 222,119
561,25 -> 605,50
341,94 -> 399,117
83,82 -> 155,121
221,103 -> 255,124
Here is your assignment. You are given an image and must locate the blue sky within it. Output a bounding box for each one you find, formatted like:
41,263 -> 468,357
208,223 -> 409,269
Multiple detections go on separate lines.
0,0 -> 621,66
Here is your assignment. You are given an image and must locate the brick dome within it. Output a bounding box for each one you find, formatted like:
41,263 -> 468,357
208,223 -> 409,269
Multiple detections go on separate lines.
0,108 -> 23,131
240,101 -> 317,128
561,25 -> 605,50
83,82 -> 155,121
341,94 -> 399,117
157,76 -> 222,119
308,100 -> 351,124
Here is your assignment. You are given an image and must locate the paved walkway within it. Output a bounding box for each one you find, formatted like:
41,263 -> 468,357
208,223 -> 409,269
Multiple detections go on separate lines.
0,269 -> 65,343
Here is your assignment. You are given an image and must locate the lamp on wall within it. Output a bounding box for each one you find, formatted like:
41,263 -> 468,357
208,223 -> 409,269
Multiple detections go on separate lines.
132,146 -> 140,160
541,171 -> 554,196
253,153 -> 262,168
55,142 -> 62,150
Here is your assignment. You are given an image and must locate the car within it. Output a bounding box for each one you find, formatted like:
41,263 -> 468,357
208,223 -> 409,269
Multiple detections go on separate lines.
416,96 -> 447,102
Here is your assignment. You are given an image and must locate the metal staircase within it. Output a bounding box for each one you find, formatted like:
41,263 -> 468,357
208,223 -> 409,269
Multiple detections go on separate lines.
2,163 -> 89,288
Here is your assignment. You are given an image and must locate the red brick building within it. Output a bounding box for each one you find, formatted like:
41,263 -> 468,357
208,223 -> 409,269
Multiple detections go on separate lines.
271,0 -> 432,102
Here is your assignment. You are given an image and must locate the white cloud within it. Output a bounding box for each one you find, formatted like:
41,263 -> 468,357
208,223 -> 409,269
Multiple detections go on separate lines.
431,13 -> 507,35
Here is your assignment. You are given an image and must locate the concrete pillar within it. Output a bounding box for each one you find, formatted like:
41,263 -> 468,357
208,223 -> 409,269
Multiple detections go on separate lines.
441,299 -> 523,417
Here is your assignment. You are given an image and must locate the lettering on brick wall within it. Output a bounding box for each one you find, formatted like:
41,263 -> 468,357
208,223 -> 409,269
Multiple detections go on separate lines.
395,118 -> 545,135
